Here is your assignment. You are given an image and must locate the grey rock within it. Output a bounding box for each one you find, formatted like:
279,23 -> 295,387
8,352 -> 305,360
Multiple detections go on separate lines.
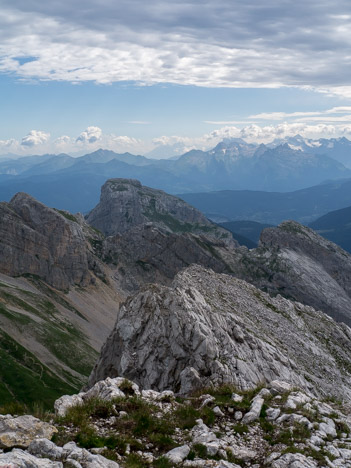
230,220 -> 351,326
319,419 -> 337,439
164,445 -> 190,463
0,415 -> 57,449
86,179 -> 217,236
267,408 -> 281,421
86,179 -> 238,292
0,448 -> 63,467
269,380 -> 292,395
0,193 -> 103,290
213,406 -> 225,417
271,452 -> 318,467
234,411 -> 243,421
28,438 -> 64,460
87,265 -> 351,399
54,394 -> 85,418
242,397 -> 264,424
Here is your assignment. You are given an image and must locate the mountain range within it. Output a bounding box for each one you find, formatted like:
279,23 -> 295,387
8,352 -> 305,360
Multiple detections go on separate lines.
1,136 -> 351,215
2,177 -> 351,466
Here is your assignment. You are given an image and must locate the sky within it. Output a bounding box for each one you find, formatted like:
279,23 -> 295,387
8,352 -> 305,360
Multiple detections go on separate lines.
2,0 -> 351,157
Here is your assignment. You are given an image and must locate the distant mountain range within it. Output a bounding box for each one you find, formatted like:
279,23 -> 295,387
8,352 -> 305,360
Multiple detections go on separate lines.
1,136 -> 351,213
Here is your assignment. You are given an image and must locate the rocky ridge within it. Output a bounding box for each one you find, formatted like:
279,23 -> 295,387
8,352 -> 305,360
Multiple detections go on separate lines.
88,265 -> 351,400
2,377 -> 351,467
0,192 -> 106,290
227,220 -> 351,325
86,179 -> 238,291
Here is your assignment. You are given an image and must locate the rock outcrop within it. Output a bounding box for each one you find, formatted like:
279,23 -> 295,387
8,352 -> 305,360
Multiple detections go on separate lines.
86,179 -> 238,291
86,178 -> 218,236
0,192 -> 105,290
88,265 -> 351,400
229,220 -> 351,325
5,377 -> 350,467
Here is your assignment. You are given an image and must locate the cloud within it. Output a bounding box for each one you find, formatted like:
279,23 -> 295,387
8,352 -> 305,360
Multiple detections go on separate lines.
4,120 -> 351,158
21,130 -> 50,147
76,126 -> 102,144
1,1 -> 351,95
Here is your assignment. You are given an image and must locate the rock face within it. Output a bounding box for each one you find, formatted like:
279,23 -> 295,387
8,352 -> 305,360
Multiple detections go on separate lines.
0,192 -> 105,290
229,220 -> 351,325
86,178 -> 218,236
88,265 -> 351,399
86,178 -> 238,291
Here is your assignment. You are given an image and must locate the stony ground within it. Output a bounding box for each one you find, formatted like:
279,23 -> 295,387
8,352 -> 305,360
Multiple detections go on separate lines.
1,377 -> 351,467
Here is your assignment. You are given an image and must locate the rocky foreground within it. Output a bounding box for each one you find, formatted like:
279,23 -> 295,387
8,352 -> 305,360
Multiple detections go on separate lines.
1,377 -> 351,467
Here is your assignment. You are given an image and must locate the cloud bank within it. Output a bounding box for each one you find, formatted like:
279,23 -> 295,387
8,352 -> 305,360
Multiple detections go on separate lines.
1,1 -> 351,95
3,115 -> 351,157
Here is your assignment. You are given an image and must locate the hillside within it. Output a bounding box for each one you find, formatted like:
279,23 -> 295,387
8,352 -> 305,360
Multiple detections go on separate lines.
180,178 -> 351,225
309,205 -> 351,253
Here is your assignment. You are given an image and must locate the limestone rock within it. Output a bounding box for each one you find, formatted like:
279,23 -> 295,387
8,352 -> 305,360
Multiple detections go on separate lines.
0,415 -> 57,449
242,397 -> 264,424
86,179 -> 223,236
87,265 -> 351,400
54,394 -> 85,418
164,444 -> 190,463
230,220 -> 351,325
0,192 -> 105,289
271,452 -> 318,467
0,448 -> 62,467
86,179 -> 238,291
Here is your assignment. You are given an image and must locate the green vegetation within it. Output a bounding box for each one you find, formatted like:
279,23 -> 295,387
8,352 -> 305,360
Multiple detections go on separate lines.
0,330 -> 76,409
54,209 -> 78,223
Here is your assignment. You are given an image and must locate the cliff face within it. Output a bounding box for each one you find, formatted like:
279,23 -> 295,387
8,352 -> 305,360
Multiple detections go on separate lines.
227,220 -> 351,325
88,265 -> 351,400
86,178 -> 239,291
0,192 -> 104,290
86,178 -> 217,236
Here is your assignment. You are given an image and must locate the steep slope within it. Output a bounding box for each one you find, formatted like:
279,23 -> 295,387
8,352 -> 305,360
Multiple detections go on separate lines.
0,193 -> 123,407
86,178 -> 216,236
86,179 -> 239,291
228,221 -> 351,325
88,265 -> 351,400
0,192 -> 106,290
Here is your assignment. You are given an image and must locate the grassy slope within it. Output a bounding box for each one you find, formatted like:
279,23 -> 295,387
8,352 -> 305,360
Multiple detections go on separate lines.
0,278 -> 99,408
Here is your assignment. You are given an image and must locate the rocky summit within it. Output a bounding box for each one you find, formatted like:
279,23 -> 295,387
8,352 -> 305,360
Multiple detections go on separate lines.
88,264 -> 351,401
228,220 -> 351,325
86,179 -> 238,291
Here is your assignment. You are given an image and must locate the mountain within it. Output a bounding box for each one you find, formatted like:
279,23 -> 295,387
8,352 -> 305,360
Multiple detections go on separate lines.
0,181 -> 239,404
86,178 -> 238,291
309,205 -> 351,253
272,135 -> 351,168
179,178 -> 351,225
89,264 -> 351,400
0,192 -> 122,407
0,138 -> 350,213
227,221 -> 351,325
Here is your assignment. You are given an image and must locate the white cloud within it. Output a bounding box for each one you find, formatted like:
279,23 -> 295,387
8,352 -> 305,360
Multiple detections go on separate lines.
3,121 -> 351,158
21,130 -> 50,147
1,1 -> 351,96
76,126 -> 102,144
